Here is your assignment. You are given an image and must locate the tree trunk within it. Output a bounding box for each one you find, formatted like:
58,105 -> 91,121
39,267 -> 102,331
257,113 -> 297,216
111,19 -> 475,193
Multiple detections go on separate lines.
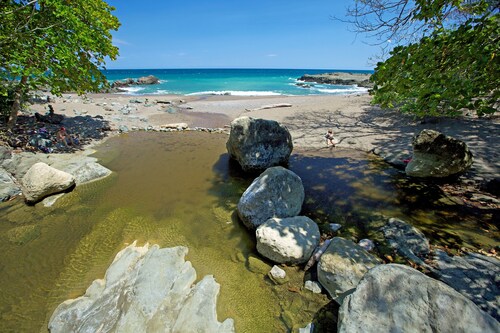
7,76 -> 28,129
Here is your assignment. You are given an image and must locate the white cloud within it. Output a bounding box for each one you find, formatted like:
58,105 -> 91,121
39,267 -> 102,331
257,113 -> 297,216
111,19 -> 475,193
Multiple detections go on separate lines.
266,54 -> 278,57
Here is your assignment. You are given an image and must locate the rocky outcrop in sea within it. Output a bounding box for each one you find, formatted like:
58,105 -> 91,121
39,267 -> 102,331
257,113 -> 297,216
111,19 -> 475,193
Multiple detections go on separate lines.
298,72 -> 373,89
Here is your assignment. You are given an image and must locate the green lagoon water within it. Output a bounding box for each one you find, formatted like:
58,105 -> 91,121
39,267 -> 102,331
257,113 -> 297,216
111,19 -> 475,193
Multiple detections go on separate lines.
0,131 -> 497,332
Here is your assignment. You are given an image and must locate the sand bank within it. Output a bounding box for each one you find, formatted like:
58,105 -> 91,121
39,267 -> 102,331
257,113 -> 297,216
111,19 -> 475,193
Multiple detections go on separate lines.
27,93 -> 499,180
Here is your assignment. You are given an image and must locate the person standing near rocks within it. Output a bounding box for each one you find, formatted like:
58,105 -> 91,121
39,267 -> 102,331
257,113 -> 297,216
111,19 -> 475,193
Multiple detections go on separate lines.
325,129 -> 336,147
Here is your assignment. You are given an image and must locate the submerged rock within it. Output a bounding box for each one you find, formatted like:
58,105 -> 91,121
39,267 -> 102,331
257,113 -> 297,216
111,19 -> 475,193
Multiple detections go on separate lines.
237,166 -> 304,229
405,129 -> 474,178
226,116 -> 293,172
21,162 -> 75,203
48,242 -> 234,333
317,237 -> 381,303
380,217 -> 430,265
338,264 -> 500,333
256,216 -> 320,265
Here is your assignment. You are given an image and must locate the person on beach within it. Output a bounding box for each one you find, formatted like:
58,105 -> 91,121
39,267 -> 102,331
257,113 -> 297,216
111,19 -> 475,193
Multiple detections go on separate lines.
325,129 -> 336,147
56,127 -> 76,147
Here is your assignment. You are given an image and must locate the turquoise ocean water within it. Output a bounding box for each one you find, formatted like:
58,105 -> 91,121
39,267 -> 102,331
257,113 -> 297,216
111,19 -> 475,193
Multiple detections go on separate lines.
102,68 -> 373,96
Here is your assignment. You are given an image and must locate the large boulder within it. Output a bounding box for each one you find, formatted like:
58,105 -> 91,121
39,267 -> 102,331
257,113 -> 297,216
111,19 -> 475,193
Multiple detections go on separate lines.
256,216 -> 320,265
405,129 -> 474,178
317,237 -> 381,303
237,166 -> 304,229
48,242 -> 234,333
338,264 -> 500,333
432,249 -> 500,321
226,117 -> 293,172
21,162 -> 75,203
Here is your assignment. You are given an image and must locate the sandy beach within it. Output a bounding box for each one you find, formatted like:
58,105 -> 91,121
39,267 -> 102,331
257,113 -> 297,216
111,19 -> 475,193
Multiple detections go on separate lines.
25,92 -> 499,183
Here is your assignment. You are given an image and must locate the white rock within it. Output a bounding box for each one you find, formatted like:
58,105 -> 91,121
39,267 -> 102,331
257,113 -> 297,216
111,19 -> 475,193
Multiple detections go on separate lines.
48,242 -> 234,333
304,280 -> 322,294
269,265 -> 286,280
256,216 -> 320,265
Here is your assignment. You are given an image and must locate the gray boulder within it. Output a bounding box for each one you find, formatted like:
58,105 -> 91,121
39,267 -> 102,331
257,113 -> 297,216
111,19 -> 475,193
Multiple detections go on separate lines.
21,162 -> 75,203
48,242 -> 234,333
380,218 -> 430,265
406,129 -> 474,178
433,249 -> 500,321
317,237 -> 381,303
256,216 -> 320,265
226,116 -> 293,172
237,166 -> 304,229
338,264 -> 500,333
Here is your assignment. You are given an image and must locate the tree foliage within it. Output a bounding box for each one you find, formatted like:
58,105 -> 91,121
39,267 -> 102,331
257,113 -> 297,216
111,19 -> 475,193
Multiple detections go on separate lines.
0,0 -> 120,127
345,0 -> 499,117
372,14 -> 500,117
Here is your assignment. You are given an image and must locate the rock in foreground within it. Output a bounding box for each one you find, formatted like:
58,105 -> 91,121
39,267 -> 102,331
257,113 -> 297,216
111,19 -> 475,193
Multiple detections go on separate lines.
405,129 -> 473,178
21,162 -> 75,203
237,166 -> 304,229
48,242 -> 234,333
433,249 -> 500,321
226,116 -> 293,172
256,216 -> 320,264
338,264 -> 499,333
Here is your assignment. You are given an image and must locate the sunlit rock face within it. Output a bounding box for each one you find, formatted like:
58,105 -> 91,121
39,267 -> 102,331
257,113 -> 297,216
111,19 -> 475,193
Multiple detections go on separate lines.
405,129 -> 473,178
226,116 -> 293,172
48,242 -> 234,333
237,166 -> 304,230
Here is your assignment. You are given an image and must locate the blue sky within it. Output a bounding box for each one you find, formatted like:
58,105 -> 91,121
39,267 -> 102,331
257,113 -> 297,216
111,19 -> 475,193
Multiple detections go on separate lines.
106,1 -> 379,70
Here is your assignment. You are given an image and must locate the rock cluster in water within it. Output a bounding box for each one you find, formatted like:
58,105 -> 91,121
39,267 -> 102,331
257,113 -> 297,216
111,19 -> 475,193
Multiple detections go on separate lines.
49,242 -> 235,333
109,75 -> 160,92
0,148 -> 111,203
227,117 -> 499,331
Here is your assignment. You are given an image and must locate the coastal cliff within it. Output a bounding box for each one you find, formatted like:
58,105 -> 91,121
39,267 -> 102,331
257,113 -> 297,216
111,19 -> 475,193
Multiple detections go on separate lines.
298,72 -> 373,88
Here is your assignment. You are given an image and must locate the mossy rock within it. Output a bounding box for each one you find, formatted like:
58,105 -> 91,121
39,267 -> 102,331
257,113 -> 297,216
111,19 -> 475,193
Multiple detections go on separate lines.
7,224 -> 41,245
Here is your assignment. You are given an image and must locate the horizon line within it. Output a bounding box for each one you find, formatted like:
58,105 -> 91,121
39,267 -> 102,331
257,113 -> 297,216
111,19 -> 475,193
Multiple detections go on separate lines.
102,67 -> 375,71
